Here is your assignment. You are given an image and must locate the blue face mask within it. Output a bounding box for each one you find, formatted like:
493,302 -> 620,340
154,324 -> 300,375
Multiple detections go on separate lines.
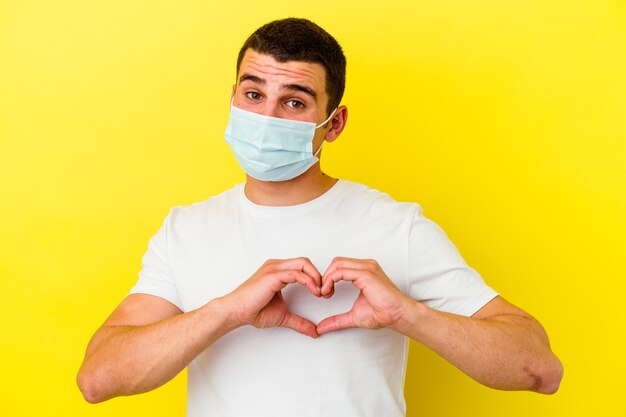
224,104 -> 336,182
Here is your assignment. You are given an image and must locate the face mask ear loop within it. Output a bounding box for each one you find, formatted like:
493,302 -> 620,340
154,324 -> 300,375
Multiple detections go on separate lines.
313,142 -> 324,157
315,108 -> 338,129
312,108 -> 337,157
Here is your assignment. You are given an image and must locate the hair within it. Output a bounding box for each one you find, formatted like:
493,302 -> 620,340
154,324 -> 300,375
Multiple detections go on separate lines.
236,18 -> 346,116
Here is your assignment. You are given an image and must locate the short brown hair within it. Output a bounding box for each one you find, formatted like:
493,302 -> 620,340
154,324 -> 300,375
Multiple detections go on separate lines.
236,18 -> 346,116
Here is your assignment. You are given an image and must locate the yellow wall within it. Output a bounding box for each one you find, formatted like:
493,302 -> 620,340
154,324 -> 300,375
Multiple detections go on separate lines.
1,1 -> 624,415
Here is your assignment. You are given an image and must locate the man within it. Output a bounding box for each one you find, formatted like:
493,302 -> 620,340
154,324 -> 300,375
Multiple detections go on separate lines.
77,18 -> 563,416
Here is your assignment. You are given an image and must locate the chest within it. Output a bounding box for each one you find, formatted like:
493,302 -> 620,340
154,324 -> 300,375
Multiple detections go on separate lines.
168,212 -> 409,313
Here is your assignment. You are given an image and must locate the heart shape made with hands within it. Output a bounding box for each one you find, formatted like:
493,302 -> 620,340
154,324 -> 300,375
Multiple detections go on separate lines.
281,279 -> 359,335
260,257 -> 405,338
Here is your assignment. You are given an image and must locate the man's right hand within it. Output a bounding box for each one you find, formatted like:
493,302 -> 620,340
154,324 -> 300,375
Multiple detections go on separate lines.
221,258 -> 322,338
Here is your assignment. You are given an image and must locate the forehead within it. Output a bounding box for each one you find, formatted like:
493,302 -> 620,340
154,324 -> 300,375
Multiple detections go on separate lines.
238,49 -> 327,96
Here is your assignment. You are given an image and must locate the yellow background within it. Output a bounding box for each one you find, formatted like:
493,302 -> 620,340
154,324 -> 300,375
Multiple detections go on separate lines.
1,0 -> 624,415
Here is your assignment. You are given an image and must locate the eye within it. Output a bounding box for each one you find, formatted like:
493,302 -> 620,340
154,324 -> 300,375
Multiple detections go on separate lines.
245,91 -> 262,100
286,100 -> 305,109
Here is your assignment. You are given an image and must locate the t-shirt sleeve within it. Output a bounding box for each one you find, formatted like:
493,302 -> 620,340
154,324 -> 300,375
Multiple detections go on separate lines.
129,209 -> 184,311
407,207 -> 498,317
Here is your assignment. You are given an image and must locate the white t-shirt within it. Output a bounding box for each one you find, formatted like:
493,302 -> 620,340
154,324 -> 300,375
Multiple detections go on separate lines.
131,180 -> 498,417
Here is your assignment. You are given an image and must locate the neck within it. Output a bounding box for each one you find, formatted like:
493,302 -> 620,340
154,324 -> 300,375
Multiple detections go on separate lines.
244,164 -> 338,206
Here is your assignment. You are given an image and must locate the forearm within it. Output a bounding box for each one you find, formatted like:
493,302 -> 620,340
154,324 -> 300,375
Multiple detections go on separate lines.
77,297 -> 235,403
396,300 -> 563,394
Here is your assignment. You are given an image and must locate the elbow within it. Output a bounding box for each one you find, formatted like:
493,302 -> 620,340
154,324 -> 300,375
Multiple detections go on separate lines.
76,367 -> 111,404
528,355 -> 564,395
539,358 -> 564,395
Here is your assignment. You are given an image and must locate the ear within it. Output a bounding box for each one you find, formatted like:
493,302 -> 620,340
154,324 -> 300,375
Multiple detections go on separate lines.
231,84 -> 237,101
324,105 -> 348,143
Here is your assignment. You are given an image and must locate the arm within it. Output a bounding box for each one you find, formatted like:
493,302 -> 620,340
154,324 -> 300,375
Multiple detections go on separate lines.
77,258 -> 322,403
76,294 -> 231,403
397,295 -> 563,394
316,257 -> 564,394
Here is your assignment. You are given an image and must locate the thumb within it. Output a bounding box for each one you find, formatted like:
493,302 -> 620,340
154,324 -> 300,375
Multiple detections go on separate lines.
281,312 -> 319,339
316,312 -> 356,335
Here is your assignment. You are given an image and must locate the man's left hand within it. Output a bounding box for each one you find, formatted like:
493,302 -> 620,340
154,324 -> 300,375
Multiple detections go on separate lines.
316,257 -> 413,335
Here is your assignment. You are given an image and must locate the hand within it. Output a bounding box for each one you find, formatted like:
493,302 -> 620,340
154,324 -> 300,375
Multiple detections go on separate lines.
317,257 -> 412,335
223,258 -> 322,338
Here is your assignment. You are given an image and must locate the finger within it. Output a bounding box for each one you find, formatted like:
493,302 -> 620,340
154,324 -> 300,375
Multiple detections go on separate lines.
322,285 -> 334,299
274,257 -> 322,287
281,312 -> 319,338
316,312 -> 356,335
324,257 -> 378,277
320,268 -> 367,296
269,270 -> 321,297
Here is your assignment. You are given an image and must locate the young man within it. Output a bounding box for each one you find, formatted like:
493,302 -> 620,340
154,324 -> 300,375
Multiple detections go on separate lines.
77,18 -> 563,417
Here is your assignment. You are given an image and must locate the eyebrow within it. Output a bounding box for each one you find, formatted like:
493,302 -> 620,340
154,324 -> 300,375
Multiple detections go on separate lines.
239,73 -> 317,98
